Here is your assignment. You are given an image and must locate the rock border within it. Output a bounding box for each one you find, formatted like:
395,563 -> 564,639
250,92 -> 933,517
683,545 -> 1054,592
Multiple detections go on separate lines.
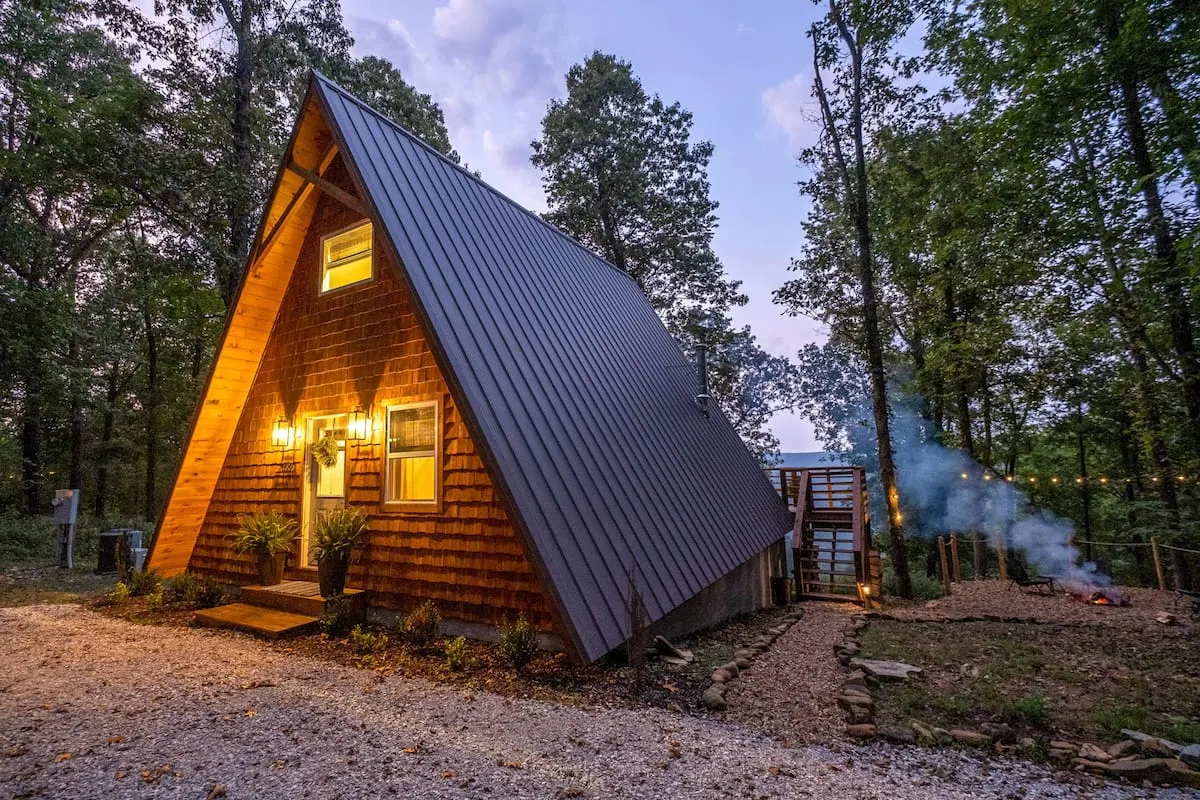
701,607 -> 806,711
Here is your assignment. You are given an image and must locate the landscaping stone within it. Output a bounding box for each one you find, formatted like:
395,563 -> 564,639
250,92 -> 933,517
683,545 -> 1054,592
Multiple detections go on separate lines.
1079,743 -> 1112,763
711,668 -> 732,684
1018,737 -> 1036,751
878,724 -> 916,745
1104,757 -> 1198,784
1049,748 -> 1076,762
844,723 -> 877,739
1180,744 -> 1200,769
1122,729 -> 1184,755
1108,740 -> 1138,758
1139,738 -> 1181,758
733,648 -> 755,660
931,727 -> 952,744
950,729 -> 992,747
701,685 -> 728,711
1049,740 -> 1078,752
734,657 -> 751,671
846,705 -> 873,725
718,661 -> 740,677
909,720 -> 935,746
849,658 -> 923,682
979,722 -> 1013,743
840,685 -> 871,699
837,694 -> 873,711
1074,758 -> 1110,773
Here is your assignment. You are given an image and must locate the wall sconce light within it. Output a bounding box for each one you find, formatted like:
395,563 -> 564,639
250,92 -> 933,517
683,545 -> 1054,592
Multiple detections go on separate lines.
348,405 -> 370,441
271,416 -> 294,450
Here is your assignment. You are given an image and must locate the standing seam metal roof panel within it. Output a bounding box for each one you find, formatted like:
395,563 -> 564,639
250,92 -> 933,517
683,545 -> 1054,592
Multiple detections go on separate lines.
313,74 -> 793,661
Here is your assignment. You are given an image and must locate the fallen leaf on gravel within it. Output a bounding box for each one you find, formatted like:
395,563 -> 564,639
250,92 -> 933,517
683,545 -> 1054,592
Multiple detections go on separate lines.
239,680 -> 276,689
662,680 -> 679,694
555,788 -> 586,798
462,692 -> 473,702
53,752 -> 73,762
440,769 -> 456,778
7,745 -> 29,757
206,783 -> 226,799
114,772 -> 127,780
244,709 -> 256,718
272,759 -> 285,769
402,745 -> 423,754
107,736 -> 124,744
505,761 -> 524,769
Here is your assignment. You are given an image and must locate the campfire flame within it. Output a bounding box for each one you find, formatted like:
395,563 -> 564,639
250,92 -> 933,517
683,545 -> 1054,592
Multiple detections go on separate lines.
1066,585 -> 1131,607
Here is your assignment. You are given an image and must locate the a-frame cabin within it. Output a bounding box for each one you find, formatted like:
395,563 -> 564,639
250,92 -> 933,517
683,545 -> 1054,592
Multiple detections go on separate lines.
147,73 -> 793,662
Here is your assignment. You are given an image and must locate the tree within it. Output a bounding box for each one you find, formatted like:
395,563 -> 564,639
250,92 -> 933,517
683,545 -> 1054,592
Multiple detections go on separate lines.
785,0 -> 921,597
532,52 -> 798,459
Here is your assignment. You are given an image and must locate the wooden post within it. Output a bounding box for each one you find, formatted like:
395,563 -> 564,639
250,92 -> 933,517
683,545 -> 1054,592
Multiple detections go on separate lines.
1151,536 -> 1167,591
949,532 -> 962,583
938,536 -> 951,595
996,538 -> 1008,581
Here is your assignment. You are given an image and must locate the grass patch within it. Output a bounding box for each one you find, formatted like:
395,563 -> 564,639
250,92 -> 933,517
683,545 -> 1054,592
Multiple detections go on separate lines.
860,619 -> 1200,745
0,565 -> 115,607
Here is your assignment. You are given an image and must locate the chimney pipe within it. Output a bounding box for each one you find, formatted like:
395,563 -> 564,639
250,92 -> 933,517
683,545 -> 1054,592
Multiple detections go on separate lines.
695,343 -> 710,417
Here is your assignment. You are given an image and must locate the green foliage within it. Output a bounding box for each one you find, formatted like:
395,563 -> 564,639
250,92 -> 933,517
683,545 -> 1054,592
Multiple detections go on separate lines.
124,569 -> 161,597
349,624 -> 388,655
497,614 -> 538,671
311,435 -> 340,468
112,582 -> 130,603
0,512 -> 58,565
1001,695 -> 1048,725
400,600 -> 441,648
1091,700 -> 1152,738
312,507 -> 367,562
163,572 -> 225,608
230,512 -> 297,556
444,635 -> 468,671
319,594 -> 357,637
146,589 -> 164,611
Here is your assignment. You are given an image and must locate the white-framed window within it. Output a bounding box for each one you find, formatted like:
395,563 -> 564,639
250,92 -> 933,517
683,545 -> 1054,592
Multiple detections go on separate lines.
385,402 -> 437,503
320,221 -> 373,294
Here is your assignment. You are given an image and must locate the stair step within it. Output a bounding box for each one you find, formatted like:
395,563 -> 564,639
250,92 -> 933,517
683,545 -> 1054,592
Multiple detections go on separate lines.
241,581 -> 366,617
194,603 -> 319,638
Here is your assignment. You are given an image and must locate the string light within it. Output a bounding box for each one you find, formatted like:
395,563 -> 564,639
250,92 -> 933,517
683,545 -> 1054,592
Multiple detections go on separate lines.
960,472 -> 968,480
1051,476 -> 1060,484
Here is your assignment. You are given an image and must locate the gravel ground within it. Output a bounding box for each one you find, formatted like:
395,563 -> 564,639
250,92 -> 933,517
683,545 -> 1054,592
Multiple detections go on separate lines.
725,601 -> 858,744
2,606 -> 1193,799
887,580 -> 1194,627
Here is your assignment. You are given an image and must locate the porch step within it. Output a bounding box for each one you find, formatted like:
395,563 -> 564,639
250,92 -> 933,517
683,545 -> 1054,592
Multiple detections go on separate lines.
194,603 -> 319,638
242,580 -> 366,617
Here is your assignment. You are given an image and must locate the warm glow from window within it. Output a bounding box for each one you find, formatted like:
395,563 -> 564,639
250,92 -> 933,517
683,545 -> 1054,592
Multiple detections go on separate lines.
321,222 -> 373,293
386,403 -> 436,502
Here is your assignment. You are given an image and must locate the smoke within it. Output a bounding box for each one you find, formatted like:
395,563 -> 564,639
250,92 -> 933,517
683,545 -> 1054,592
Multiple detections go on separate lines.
848,398 -> 1107,586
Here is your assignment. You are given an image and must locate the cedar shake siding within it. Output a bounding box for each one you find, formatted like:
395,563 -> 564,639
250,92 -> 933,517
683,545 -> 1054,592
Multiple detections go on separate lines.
186,157 -> 556,632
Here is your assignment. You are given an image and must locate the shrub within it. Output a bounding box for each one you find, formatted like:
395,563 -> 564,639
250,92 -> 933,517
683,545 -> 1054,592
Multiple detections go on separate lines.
1001,694 -> 1047,725
230,511 -> 297,556
112,582 -> 130,603
349,624 -> 389,655
125,569 -> 161,597
445,635 -> 468,671
498,614 -> 538,671
163,573 -> 225,608
312,507 -> 368,562
401,600 -> 441,648
146,590 -> 164,611
0,511 -> 58,565
319,594 -> 358,637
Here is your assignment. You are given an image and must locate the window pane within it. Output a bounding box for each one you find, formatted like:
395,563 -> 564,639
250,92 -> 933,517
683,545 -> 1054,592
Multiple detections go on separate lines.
388,455 -> 435,501
388,406 -> 435,454
321,223 -> 372,293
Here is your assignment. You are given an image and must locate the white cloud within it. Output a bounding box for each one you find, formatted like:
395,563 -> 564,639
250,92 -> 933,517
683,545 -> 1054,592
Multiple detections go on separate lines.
431,0 -> 561,102
761,72 -> 821,152
735,22 -> 755,34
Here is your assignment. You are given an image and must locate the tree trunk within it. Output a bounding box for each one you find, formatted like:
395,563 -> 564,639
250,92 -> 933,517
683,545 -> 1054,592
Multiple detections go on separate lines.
1075,404 -> 1093,563
220,0 -> 255,309
94,366 -> 119,520
143,301 -> 159,522
20,386 -> 42,513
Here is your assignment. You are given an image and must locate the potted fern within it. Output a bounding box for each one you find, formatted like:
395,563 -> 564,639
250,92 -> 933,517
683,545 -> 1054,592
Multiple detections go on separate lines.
230,511 -> 297,585
313,506 -> 368,596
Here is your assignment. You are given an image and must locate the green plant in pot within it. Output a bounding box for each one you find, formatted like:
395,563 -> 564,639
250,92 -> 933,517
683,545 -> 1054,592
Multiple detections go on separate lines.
230,511 -> 297,586
313,507 -> 368,597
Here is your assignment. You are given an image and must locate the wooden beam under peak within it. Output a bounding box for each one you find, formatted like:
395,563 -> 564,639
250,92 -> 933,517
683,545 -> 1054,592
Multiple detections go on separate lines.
286,159 -> 367,217
252,145 -> 339,267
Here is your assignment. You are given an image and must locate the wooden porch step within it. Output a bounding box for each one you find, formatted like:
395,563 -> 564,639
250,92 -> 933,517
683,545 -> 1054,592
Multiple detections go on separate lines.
194,602 -> 319,638
242,580 -> 366,617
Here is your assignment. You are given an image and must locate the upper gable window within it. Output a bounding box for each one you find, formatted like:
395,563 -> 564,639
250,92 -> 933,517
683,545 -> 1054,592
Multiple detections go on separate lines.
320,221 -> 373,293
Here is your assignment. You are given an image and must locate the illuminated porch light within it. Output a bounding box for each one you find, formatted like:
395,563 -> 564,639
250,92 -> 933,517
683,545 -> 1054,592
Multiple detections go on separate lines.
1005,475 -> 1014,483
348,405 -> 371,441
271,416 -> 294,450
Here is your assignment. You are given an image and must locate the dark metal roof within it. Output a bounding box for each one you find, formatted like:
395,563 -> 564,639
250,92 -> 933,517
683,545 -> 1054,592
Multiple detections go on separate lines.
313,74 -> 793,661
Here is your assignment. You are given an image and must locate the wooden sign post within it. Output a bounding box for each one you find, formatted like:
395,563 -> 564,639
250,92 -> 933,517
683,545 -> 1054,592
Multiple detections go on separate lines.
1151,536 -> 1167,591
938,536 -> 952,595
949,532 -> 962,583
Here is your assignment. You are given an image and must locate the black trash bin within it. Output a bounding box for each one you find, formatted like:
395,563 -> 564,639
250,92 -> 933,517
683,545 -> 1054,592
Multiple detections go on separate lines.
97,530 -> 133,574
770,576 -> 790,606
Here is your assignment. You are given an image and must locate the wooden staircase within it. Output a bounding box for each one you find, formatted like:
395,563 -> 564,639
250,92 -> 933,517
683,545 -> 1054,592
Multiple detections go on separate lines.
785,467 -> 880,603
195,580 -> 366,638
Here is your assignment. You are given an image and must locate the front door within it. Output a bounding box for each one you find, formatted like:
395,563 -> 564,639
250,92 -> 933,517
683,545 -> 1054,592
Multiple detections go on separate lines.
302,414 -> 348,567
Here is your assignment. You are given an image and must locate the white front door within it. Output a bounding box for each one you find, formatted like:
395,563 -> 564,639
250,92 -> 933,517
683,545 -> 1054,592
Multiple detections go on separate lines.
302,414 -> 348,567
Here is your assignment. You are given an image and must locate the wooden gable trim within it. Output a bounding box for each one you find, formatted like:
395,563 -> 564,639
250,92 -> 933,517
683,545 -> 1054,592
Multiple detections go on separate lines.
309,79 -> 586,663
147,91 -> 345,577
286,159 -> 367,217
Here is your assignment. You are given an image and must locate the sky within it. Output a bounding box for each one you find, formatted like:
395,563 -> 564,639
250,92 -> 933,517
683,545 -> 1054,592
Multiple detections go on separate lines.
343,0 -> 830,451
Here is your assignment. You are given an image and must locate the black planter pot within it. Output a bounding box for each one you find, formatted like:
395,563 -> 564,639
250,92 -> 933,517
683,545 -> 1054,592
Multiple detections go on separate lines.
318,554 -> 349,597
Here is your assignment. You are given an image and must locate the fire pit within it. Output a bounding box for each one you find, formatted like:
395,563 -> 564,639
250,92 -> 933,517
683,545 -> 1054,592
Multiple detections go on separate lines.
1067,585 -> 1131,606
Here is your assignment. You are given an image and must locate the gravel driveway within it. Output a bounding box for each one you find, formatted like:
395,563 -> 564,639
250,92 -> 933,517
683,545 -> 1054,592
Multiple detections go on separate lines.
1,605 -> 1191,799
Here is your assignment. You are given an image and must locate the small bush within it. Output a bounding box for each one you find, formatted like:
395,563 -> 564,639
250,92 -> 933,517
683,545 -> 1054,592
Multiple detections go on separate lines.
1001,694 -> 1047,724
146,590 -> 164,611
349,624 -> 389,655
124,569 -> 161,597
0,511 -> 58,564
112,582 -> 130,603
230,511 -> 297,556
498,614 -> 538,671
319,595 -> 358,637
445,635 -> 468,671
401,600 -> 441,648
163,573 -> 225,608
